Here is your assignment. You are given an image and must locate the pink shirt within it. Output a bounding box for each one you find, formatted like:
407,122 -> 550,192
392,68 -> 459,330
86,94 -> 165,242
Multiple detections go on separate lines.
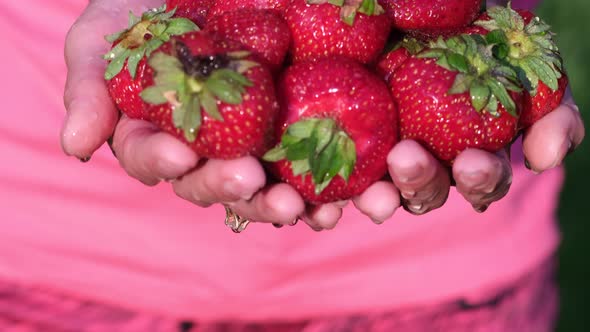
0,0 -> 558,323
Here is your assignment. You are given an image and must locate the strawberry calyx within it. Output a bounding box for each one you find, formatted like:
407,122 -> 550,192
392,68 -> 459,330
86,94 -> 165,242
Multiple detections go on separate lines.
140,41 -> 258,142
390,37 -> 426,55
307,0 -> 385,26
474,2 -> 563,95
263,118 -> 356,195
419,34 -> 522,117
103,5 -> 198,80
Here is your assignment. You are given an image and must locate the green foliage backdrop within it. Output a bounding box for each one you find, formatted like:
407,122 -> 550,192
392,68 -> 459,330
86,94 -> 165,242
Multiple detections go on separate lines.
537,0 -> 590,330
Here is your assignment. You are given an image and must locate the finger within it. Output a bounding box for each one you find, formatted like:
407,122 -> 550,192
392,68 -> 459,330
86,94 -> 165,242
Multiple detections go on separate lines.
301,204 -> 344,231
387,140 -> 451,215
61,1 -> 164,158
352,181 -> 401,224
227,184 -> 306,225
111,116 -> 199,186
172,157 -> 267,207
453,148 -> 512,212
61,3 -> 124,158
523,94 -> 585,172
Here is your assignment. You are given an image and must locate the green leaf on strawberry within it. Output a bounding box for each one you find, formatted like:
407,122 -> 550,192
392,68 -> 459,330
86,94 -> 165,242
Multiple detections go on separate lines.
474,1 -> 563,95
140,44 -> 257,142
419,34 -> 521,117
103,5 -> 199,81
263,118 -> 357,195
307,0 -> 384,26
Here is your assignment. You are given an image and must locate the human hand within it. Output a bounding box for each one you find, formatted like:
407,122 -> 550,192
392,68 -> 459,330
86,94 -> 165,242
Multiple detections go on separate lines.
61,0 -> 325,230
357,90 -> 583,218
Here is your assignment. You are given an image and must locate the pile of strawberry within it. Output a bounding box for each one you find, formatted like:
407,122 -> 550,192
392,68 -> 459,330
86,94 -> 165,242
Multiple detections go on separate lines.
104,0 -> 567,205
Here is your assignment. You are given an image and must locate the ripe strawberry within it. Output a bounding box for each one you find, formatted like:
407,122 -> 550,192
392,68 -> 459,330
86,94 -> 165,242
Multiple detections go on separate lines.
376,38 -> 424,83
140,32 -> 279,159
285,0 -> 391,64
103,5 -> 198,119
263,57 -> 398,204
379,0 -> 484,39
470,4 -> 567,128
206,9 -> 291,71
520,75 -> 568,128
166,0 -> 214,28
390,35 -> 523,164
207,0 -> 291,19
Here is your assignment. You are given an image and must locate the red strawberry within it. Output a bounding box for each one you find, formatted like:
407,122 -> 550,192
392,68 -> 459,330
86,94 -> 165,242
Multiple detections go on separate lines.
263,57 -> 398,204
285,0 -> 391,64
520,75 -> 568,128
390,35 -> 523,164
103,5 -> 198,119
206,9 -> 291,71
376,38 -> 425,83
379,0 -> 484,39
140,31 -> 279,159
166,0 -> 214,28
469,4 -> 567,129
208,0 -> 291,19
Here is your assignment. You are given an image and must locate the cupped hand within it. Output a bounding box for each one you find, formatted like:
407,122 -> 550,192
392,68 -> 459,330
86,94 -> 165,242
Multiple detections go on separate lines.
62,0 -> 311,229
359,90 -> 583,219
62,0 -> 584,231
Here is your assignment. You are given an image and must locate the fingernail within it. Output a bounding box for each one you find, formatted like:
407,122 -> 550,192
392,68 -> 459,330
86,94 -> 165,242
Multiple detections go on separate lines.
474,204 -> 489,213
311,227 -> 323,232
567,140 -> 576,156
107,135 -> 117,157
79,156 -> 91,163
524,159 -> 532,170
290,218 -> 300,226
460,171 -> 488,188
401,191 -> 416,199
272,223 -> 284,229
62,103 -> 99,154
371,218 -> 385,225
396,165 -> 424,183
405,203 -> 423,215
550,140 -> 572,169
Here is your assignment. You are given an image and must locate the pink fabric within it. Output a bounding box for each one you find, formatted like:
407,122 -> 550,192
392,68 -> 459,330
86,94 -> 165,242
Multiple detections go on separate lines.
0,259 -> 557,331
0,0 -> 560,324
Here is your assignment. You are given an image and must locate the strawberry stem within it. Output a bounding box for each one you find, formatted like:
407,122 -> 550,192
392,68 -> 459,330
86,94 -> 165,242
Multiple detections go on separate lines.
420,34 -> 522,117
263,118 -> 356,195
474,2 -> 563,94
140,42 -> 257,142
103,5 -> 198,80
307,0 -> 384,26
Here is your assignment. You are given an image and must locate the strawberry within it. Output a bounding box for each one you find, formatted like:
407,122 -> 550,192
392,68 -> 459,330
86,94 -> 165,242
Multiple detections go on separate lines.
207,0 -> 291,19
206,9 -> 291,71
376,38 -> 425,83
470,4 -> 567,128
166,0 -> 214,28
140,32 -> 279,159
379,0 -> 484,39
377,48 -> 410,83
285,0 -> 391,64
520,75 -> 568,128
103,5 -> 198,119
263,57 -> 398,204
389,35 -> 524,164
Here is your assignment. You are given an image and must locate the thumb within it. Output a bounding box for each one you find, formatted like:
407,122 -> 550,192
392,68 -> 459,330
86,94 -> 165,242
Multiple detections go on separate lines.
61,3 -> 124,159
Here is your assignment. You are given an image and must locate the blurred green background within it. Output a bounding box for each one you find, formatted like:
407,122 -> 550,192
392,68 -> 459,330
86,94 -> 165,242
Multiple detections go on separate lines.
536,0 -> 590,331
